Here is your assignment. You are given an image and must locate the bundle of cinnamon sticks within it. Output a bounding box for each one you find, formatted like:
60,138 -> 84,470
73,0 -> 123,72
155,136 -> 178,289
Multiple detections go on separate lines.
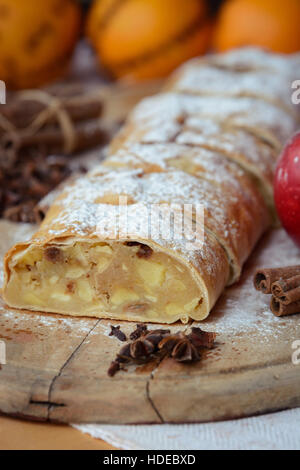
0,87 -> 109,223
254,265 -> 300,316
0,88 -> 107,156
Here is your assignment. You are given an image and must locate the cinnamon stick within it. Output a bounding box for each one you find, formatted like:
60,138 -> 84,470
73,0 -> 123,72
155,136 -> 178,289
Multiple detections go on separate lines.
270,296 -> 300,317
2,121 -> 108,155
0,95 -> 103,130
272,274 -> 300,298
278,287 -> 300,305
254,266 -> 300,294
272,272 -> 300,306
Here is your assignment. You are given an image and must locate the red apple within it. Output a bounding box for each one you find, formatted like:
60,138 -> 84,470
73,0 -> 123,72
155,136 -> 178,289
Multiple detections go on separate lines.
274,132 -> 300,248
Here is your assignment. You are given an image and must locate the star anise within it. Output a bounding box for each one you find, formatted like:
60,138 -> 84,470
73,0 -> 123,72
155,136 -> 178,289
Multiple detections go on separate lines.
158,332 -> 199,362
129,328 -> 171,360
123,328 -> 170,362
158,334 -> 183,354
188,327 -> 216,350
171,338 -> 201,363
130,338 -> 155,360
144,329 -> 171,347
159,328 -> 216,363
116,343 -> 132,363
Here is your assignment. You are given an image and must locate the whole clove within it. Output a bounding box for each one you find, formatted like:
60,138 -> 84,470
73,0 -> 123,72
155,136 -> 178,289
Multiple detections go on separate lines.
109,325 -> 127,342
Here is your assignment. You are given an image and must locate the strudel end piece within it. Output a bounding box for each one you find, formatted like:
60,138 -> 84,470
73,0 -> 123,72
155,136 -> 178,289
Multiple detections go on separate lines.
3,169 -> 232,323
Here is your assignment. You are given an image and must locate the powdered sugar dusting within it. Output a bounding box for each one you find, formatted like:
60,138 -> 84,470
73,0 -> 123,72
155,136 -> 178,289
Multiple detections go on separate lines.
130,92 -> 296,145
109,142 -> 256,195
172,65 -> 295,114
206,47 -> 300,77
119,95 -> 277,188
199,229 -> 300,342
0,302 -> 94,333
177,128 -> 275,184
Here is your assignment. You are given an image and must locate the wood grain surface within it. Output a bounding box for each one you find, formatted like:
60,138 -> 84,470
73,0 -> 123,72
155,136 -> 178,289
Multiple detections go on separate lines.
0,416 -> 116,450
0,221 -> 299,424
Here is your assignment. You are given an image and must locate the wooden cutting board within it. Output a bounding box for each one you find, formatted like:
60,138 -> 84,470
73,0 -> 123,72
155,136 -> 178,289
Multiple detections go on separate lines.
0,79 -> 300,424
0,221 -> 299,424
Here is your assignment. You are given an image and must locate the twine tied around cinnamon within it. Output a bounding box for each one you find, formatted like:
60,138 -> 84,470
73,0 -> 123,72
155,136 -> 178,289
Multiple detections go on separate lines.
0,90 -> 77,154
0,88 -> 105,156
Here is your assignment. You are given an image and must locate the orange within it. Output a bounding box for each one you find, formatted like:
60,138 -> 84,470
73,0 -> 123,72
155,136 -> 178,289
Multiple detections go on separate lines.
86,0 -> 213,81
214,0 -> 300,54
0,0 -> 82,89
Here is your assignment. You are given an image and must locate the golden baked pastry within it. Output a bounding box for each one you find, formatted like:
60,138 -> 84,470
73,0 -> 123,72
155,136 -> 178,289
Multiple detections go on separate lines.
3,48 -> 299,323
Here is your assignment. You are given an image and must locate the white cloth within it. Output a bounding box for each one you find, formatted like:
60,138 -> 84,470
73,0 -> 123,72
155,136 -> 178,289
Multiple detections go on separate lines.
73,408 -> 300,450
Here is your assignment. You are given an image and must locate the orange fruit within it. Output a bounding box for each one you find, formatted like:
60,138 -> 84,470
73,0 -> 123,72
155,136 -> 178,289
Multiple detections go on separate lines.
214,0 -> 300,54
86,0 -> 213,81
0,0 -> 82,89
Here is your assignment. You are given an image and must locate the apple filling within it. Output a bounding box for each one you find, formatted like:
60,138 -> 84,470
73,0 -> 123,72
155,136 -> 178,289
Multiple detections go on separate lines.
5,241 -> 204,323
